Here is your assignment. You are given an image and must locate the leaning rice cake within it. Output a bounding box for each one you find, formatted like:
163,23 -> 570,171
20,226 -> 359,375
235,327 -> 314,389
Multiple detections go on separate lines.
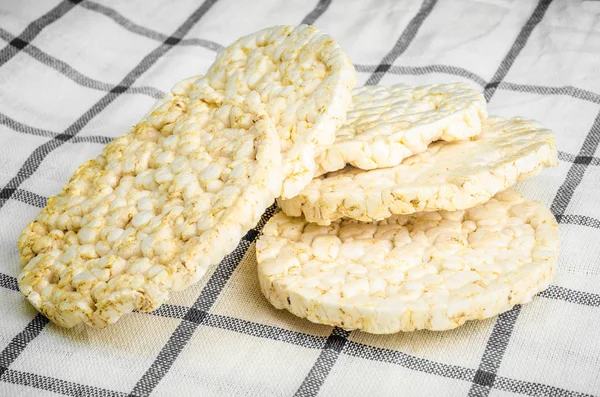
18,78 -> 282,328
192,25 -> 357,198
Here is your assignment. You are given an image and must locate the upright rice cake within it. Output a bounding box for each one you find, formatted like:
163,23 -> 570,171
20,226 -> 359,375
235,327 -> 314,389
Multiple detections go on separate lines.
192,25 -> 357,198
18,78 -> 282,328
315,82 -> 487,175
258,189 -> 558,333
280,117 -> 557,225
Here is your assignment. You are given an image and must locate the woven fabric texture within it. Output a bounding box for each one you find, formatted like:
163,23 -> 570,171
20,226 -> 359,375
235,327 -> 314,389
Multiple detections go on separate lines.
1,0 -> 599,396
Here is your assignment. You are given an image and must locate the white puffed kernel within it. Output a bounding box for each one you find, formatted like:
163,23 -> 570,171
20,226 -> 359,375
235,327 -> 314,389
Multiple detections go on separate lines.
311,235 -> 341,261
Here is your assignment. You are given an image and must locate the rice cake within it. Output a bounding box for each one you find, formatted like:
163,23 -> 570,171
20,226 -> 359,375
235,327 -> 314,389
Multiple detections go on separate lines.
18,79 -> 282,328
315,82 -> 487,175
192,25 -> 357,198
258,189 -> 558,333
279,117 -> 557,225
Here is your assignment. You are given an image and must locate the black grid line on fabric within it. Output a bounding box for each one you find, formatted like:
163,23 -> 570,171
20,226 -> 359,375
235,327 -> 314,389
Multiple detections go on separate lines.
301,0 -> 332,25
0,0 -> 80,68
356,62 -> 600,108
559,214 -> 600,229
129,206 -> 275,397
498,82 -> 600,105
10,189 -> 48,208
0,0 -> 219,214
135,282 -> 326,352
1,111 -> 115,145
493,376 -> 597,397
345,340 -> 476,382
0,314 -> 49,375
79,0 -> 224,52
539,285 -> 600,307
204,313 -> 326,349
468,306 -> 522,396
469,1 -> 555,395
0,273 -> 18,291
0,27 -> 164,100
69,135 -> 114,145
365,0 -> 438,86
0,0 -> 220,391
356,63 -> 487,88
551,109 -> 600,222
483,0 -> 553,101
243,228 -> 260,242
1,369 -> 127,397
469,384 -> 489,396
149,303 -> 189,319
294,327 -> 350,397
0,112 -> 58,139
558,151 -> 600,166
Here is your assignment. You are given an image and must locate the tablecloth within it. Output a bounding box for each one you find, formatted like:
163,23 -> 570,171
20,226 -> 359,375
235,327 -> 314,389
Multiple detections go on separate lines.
1,0 -> 599,396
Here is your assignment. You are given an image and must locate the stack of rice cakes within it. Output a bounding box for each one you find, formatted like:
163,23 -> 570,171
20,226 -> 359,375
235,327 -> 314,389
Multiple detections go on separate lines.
17,25 -> 558,333
259,82 -> 558,333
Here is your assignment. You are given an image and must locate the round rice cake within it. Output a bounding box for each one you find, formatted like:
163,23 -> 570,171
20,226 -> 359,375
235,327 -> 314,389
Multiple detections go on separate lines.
192,25 -> 357,199
315,82 -> 487,175
279,116 -> 557,225
258,189 -> 558,333
18,79 -> 282,328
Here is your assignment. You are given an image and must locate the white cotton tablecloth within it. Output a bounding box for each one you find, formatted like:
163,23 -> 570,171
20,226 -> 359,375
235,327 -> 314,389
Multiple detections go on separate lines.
1,0 -> 599,396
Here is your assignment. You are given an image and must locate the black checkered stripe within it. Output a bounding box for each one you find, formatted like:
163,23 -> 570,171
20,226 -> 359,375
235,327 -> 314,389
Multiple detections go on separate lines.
2,265 -> 597,397
1,0 -> 599,396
